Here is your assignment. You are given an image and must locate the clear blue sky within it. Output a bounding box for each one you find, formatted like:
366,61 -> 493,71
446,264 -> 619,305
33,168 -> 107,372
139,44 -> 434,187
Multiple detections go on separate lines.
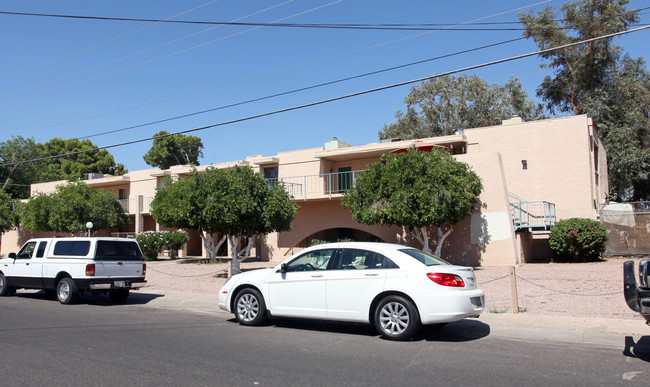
1,0 -> 648,172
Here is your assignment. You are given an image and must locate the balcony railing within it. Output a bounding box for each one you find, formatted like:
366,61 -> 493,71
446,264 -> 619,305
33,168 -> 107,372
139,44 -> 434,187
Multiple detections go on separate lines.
268,170 -> 364,200
509,193 -> 556,231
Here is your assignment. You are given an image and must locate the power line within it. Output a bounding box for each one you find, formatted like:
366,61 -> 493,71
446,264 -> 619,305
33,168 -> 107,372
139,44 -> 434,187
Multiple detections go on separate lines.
3,24 -> 648,169
0,0 -> 308,102
4,0 -> 549,135
0,0 -> 223,82
2,6 -> 649,30
78,37 -> 527,140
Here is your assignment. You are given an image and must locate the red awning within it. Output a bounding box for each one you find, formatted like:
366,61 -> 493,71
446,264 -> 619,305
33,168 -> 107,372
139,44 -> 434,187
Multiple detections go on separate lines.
389,140 -> 444,154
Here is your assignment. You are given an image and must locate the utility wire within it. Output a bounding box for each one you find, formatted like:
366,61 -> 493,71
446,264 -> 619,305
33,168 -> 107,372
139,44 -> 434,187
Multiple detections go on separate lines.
2,6 -> 649,29
0,0 -> 303,101
5,0 -> 549,135
77,37 -> 527,140
0,0 -> 223,82
2,24 -> 648,169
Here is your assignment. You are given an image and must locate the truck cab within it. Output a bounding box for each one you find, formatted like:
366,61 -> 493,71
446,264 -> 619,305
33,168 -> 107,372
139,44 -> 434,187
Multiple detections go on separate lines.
624,259 -> 650,324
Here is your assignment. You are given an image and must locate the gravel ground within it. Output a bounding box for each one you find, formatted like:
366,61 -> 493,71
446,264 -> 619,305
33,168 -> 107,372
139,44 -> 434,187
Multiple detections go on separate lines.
144,257 -> 643,320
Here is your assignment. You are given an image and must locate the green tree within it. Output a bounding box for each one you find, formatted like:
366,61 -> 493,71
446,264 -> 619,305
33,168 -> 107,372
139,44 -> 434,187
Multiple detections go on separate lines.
151,167 -> 297,274
0,190 -> 18,234
342,148 -> 483,256
20,181 -> 129,234
519,0 -> 649,199
39,138 -> 124,182
0,136 -> 44,199
143,131 -> 204,169
379,75 -> 545,140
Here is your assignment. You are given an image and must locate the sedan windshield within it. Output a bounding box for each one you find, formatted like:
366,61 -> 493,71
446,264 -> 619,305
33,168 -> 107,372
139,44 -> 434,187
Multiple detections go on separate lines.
398,248 -> 450,266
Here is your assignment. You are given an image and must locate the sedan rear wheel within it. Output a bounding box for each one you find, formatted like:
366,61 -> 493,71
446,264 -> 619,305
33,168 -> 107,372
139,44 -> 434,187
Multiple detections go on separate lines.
374,295 -> 420,340
234,288 -> 267,326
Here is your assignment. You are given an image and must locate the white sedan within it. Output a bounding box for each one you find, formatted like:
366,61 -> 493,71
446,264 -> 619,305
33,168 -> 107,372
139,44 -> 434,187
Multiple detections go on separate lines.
219,242 -> 485,340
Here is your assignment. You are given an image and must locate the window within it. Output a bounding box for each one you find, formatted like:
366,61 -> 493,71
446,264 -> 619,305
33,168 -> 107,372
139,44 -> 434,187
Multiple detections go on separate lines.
333,249 -> 398,270
53,241 -> 91,256
118,189 -> 128,200
17,242 -> 37,259
95,241 -> 144,261
36,242 -> 48,258
284,249 -> 336,272
263,166 -> 278,180
399,248 -> 449,266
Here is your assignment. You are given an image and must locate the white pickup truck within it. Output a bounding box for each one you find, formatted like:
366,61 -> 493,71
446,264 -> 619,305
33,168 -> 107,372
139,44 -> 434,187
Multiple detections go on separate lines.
0,237 -> 147,304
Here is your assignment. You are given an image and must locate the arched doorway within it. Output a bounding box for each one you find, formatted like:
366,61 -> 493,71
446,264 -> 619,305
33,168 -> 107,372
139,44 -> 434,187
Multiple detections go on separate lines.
294,228 -> 383,249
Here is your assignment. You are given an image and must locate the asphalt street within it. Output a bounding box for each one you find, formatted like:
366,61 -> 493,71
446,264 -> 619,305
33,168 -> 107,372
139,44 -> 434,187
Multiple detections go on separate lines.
1,291 -> 649,386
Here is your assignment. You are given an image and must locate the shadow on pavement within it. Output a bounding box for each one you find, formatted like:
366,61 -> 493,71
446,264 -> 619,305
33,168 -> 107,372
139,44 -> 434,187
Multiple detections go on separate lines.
624,336 -> 650,362
13,290 -> 164,306
227,317 -> 490,342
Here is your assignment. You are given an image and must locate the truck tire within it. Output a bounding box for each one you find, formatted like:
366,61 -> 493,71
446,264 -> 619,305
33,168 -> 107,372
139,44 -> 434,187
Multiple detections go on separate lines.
0,272 -> 16,296
109,289 -> 129,303
56,277 -> 79,304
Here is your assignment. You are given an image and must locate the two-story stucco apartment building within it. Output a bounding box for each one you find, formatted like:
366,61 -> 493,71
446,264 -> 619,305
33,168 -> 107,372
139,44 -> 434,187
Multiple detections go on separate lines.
1,115 -> 608,266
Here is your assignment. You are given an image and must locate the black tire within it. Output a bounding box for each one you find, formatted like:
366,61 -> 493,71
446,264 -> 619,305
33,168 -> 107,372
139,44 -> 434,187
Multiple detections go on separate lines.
0,272 -> 15,296
109,289 -> 129,303
374,295 -> 420,341
234,288 -> 267,326
56,277 -> 79,304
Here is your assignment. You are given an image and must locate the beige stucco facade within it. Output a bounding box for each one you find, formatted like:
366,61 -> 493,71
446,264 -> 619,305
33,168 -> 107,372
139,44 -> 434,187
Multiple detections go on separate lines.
1,115 -> 607,266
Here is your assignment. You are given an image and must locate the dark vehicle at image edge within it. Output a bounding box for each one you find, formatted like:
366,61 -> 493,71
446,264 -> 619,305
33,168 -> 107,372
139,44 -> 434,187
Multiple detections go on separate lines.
624,258 -> 650,324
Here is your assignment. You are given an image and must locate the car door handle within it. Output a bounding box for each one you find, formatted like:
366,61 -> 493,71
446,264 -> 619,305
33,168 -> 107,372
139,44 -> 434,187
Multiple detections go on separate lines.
364,273 -> 379,277
26,263 -> 30,266
311,274 -> 324,278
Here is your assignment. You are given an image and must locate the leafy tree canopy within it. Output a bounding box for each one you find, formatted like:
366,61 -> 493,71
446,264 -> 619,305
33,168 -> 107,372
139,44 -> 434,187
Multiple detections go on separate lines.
0,190 -> 18,234
0,136 -> 45,199
40,138 -> 124,182
0,136 -> 126,199
151,167 -> 297,274
143,131 -> 204,170
379,75 -> 545,140
519,0 -> 649,199
342,148 -> 483,256
19,181 -> 130,234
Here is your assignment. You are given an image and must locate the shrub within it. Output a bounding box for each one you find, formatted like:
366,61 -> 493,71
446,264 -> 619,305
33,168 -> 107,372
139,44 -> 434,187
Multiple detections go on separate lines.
132,230 -> 190,260
548,218 -> 608,262
162,230 -> 190,259
133,231 -> 165,261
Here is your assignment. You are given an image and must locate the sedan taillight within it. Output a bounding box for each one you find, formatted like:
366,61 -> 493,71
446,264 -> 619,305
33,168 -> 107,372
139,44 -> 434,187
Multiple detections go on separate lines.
427,273 -> 465,287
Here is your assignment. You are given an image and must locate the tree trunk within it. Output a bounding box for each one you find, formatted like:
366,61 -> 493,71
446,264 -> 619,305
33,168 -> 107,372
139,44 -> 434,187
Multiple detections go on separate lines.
434,226 -> 453,258
198,227 -> 226,262
411,226 -> 432,254
228,235 -> 256,276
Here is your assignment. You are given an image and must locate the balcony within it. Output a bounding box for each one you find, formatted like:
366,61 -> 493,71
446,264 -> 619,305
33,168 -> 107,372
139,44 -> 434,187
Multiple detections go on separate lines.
509,193 -> 556,231
268,170 -> 364,200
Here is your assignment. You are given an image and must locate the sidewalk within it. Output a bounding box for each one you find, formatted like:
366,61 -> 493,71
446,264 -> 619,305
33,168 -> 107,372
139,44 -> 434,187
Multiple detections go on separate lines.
134,255 -> 650,350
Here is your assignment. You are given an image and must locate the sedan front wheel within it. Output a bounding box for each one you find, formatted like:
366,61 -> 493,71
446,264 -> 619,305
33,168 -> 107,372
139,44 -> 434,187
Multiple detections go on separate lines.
234,288 -> 267,326
374,295 -> 420,340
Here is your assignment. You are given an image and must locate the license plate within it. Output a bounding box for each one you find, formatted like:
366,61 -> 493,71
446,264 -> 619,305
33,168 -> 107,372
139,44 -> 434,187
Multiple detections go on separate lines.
114,280 -> 126,288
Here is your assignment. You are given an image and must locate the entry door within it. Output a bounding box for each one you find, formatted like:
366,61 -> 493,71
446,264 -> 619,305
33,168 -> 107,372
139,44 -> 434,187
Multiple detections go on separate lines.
338,167 -> 352,193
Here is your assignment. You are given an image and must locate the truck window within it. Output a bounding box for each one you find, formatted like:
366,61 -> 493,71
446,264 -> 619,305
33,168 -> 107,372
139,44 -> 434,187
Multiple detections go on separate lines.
95,241 -> 144,261
36,242 -> 47,258
53,241 -> 91,256
17,242 -> 37,258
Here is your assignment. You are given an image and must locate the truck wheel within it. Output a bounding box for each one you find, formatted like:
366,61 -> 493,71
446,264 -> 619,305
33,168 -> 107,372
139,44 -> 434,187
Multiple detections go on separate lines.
109,289 -> 129,303
0,273 -> 16,296
56,277 -> 79,304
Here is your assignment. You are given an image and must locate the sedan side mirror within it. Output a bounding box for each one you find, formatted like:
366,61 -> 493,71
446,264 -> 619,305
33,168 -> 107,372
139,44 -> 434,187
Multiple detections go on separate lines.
281,263 -> 288,273
8,252 -> 16,259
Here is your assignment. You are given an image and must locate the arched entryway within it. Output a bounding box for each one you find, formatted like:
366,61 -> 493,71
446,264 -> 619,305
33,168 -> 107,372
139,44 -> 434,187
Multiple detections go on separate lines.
293,227 -> 383,249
